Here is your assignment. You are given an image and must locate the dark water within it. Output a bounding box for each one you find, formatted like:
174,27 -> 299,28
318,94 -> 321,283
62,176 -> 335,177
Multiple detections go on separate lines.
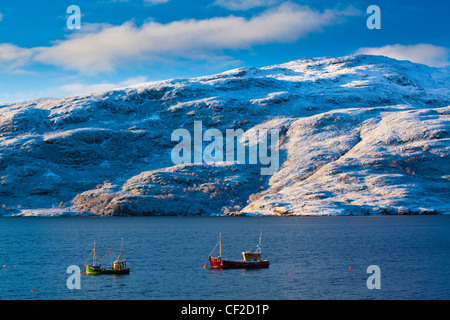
0,216 -> 449,300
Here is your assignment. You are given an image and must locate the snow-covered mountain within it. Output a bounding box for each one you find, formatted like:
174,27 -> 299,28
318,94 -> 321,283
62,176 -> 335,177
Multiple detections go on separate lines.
1,54 -> 449,216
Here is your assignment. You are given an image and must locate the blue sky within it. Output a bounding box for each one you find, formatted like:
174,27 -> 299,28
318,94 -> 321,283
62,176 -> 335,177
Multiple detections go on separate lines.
0,0 -> 449,103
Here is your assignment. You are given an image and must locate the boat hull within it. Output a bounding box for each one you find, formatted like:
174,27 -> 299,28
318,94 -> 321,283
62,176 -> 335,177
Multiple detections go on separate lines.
209,256 -> 270,269
84,264 -> 130,275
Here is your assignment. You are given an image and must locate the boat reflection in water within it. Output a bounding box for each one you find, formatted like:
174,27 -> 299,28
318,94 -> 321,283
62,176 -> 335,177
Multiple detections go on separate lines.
84,240 -> 130,275
208,232 -> 270,269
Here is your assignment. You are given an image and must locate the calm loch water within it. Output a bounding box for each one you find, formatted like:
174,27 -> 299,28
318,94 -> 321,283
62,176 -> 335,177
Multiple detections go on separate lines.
0,215 -> 449,300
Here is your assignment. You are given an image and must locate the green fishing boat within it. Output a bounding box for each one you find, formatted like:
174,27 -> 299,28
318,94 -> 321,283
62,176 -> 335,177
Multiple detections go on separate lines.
84,240 -> 130,275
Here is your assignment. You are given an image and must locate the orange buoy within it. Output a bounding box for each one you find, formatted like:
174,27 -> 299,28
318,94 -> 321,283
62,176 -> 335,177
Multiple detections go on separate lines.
31,289 -> 35,292
349,267 -> 352,271
203,265 -> 207,269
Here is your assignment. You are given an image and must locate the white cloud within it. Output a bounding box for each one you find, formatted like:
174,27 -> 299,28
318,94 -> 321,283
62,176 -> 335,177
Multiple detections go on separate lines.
356,44 -> 449,67
0,43 -> 35,70
33,3 -> 352,73
0,4 -> 354,74
143,0 -> 170,4
213,0 -> 279,11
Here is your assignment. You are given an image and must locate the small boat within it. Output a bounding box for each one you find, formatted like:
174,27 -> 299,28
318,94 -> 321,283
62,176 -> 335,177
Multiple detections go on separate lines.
208,232 -> 270,269
84,240 -> 130,275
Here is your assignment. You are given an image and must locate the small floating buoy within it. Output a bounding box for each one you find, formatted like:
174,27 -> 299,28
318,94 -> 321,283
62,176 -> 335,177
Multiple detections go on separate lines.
77,287 -> 81,290
349,267 -> 352,271
3,265 -> 6,268
203,265 -> 207,269
289,273 -> 292,276
31,289 -> 35,292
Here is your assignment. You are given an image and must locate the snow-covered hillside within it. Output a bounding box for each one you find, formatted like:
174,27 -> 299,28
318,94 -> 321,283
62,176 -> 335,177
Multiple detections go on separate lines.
1,55 -> 449,216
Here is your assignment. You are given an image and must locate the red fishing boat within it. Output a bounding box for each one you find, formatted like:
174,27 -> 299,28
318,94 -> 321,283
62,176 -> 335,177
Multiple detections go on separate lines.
208,233 -> 270,269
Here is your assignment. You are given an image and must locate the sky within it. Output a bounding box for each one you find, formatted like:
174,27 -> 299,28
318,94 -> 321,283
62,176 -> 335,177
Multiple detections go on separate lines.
0,0 -> 449,103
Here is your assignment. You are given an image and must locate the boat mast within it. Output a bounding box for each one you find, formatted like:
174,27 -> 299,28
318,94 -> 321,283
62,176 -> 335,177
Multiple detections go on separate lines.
219,233 -> 222,258
93,241 -> 96,266
119,238 -> 124,261
258,232 -> 262,253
